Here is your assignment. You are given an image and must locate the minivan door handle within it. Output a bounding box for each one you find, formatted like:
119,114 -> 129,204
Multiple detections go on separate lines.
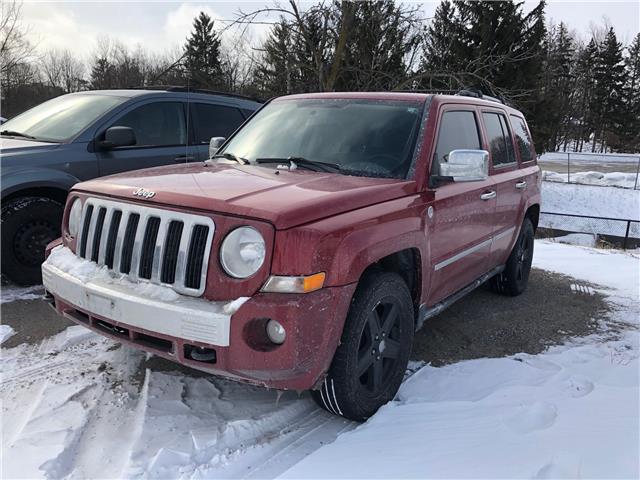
515,181 -> 527,190
174,155 -> 195,163
480,191 -> 497,200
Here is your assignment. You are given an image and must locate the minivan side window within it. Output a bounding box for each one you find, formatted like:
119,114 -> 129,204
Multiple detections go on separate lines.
482,112 -> 516,167
510,115 -> 534,162
433,110 -> 481,175
113,102 -> 186,147
192,104 -> 246,144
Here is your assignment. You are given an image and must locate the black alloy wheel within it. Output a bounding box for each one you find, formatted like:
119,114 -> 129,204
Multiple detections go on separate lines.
312,272 -> 414,421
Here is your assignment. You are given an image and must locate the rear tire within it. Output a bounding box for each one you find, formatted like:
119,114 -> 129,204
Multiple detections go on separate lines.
312,272 -> 414,421
1,197 -> 63,285
490,218 -> 534,296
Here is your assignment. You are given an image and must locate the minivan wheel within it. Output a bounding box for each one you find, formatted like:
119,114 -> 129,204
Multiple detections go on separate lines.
1,197 -> 63,286
490,218 -> 535,296
312,272 -> 414,421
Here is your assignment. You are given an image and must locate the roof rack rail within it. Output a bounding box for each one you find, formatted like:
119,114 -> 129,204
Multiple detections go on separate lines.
393,89 -> 459,95
456,88 -> 505,104
129,85 -> 264,103
393,88 -> 506,105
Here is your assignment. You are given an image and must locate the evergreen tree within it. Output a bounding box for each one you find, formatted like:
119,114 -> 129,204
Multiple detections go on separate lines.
590,27 -> 627,151
416,0 -> 546,148
418,1 -> 462,90
254,20 -> 296,97
573,39 -> 598,151
89,56 -> 115,89
536,22 -> 575,151
183,12 -> 223,90
621,33 -> 640,151
337,0 -> 421,91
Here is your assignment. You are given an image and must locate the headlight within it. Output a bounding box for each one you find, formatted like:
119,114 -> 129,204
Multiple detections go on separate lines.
68,198 -> 83,237
220,227 -> 266,278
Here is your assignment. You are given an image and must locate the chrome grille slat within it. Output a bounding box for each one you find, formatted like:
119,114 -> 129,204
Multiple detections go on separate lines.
174,221 -> 194,287
112,211 -> 129,273
128,213 -> 148,282
76,199 -> 214,296
97,207 -> 114,266
150,219 -> 164,281
84,206 -> 100,261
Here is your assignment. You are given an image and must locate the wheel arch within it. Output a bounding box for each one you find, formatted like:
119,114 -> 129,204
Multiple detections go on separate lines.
2,169 -> 79,205
524,203 -> 540,231
359,248 -> 422,318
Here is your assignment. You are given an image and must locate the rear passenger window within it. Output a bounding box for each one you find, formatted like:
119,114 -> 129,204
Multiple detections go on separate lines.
482,112 -> 516,166
192,104 -> 246,144
510,115 -> 534,162
434,111 -> 481,169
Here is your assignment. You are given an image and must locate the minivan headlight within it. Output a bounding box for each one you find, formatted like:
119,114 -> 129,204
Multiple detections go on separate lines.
68,198 -> 83,237
220,227 -> 266,278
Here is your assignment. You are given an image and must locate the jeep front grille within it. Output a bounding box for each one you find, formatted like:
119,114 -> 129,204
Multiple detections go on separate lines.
76,198 -> 214,296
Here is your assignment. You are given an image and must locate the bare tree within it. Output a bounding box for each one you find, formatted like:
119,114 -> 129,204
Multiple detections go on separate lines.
0,0 -> 36,77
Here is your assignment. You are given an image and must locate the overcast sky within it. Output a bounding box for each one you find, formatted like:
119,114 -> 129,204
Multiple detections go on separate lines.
22,1 -> 640,61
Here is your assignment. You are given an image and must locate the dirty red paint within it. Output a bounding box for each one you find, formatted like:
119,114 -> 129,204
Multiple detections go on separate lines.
47,92 -> 541,390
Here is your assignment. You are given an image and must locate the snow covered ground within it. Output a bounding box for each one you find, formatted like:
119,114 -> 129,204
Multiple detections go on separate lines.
540,182 -> 640,239
1,241 -> 639,479
0,284 -> 44,304
284,241 -> 640,479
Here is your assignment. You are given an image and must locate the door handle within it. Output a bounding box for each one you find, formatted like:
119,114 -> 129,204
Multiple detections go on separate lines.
480,191 -> 496,200
174,155 -> 195,163
515,181 -> 527,190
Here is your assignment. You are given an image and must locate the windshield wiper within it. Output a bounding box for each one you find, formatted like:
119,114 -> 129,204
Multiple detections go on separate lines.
209,152 -> 248,165
256,157 -> 341,173
0,130 -> 37,140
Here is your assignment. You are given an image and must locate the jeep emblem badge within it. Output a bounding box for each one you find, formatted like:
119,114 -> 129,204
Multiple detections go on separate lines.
133,187 -> 155,199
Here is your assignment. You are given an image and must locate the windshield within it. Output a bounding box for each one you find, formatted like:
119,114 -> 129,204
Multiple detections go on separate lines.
221,98 -> 424,179
1,94 -> 126,142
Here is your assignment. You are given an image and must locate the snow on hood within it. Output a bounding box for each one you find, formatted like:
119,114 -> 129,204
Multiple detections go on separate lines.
73,162 -> 415,229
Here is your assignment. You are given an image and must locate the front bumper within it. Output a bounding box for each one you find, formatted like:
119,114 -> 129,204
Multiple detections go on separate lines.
42,262 -> 233,346
43,248 -> 356,390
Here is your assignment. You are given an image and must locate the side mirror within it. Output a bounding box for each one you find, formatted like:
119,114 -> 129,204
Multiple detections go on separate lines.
100,126 -> 136,149
209,137 -> 225,158
439,149 -> 489,182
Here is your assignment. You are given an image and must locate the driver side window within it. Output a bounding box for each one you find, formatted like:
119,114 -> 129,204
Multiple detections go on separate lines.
433,110 -> 481,176
112,102 -> 187,147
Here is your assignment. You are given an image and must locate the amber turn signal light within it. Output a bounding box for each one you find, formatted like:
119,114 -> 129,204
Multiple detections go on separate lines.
261,272 -> 326,293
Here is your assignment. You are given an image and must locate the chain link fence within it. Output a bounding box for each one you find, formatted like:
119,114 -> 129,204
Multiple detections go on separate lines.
539,211 -> 640,250
538,152 -> 640,190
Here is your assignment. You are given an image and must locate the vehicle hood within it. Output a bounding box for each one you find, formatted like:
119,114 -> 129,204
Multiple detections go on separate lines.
74,162 -> 416,229
0,137 -> 60,162
0,137 -> 61,155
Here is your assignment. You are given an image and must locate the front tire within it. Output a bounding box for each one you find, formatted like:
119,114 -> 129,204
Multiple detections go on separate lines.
1,197 -> 63,285
490,218 -> 535,296
312,272 -> 414,421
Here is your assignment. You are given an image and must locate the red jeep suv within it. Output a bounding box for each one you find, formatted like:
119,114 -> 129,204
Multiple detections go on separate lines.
42,92 -> 541,421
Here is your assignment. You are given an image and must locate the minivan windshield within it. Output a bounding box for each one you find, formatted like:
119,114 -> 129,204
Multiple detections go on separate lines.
0,94 -> 126,142
221,98 -> 424,179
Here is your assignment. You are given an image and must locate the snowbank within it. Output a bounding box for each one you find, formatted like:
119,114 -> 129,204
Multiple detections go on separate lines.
0,284 -> 43,304
551,232 -> 598,247
543,170 -> 638,189
0,324 -> 15,344
540,182 -> 640,239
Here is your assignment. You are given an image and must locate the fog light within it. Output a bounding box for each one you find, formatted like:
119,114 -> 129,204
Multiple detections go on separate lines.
266,320 -> 286,344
